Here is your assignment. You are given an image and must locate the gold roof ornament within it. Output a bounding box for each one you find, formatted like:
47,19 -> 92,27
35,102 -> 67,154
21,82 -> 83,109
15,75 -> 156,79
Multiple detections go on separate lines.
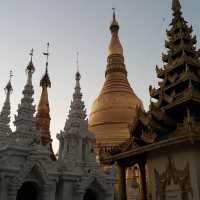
89,10 -> 143,148
108,8 -> 123,56
110,8 -> 119,28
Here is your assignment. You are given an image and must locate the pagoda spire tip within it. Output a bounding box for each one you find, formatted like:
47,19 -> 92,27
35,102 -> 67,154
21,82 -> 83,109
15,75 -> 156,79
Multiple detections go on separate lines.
112,7 -> 116,19
76,51 -> 79,72
41,43 -> 51,88
110,7 -> 119,31
43,42 -> 50,69
5,70 -> 13,94
26,48 -> 35,73
108,8 -> 123,57
75,52 -> 81,81
172,0 -> 181,12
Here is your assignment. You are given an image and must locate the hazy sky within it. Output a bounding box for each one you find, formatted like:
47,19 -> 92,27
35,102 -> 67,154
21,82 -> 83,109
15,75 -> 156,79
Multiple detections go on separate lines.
0,0 -> 199,151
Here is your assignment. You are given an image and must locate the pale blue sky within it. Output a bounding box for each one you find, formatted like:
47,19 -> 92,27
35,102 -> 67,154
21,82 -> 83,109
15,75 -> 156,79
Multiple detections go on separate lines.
0,0 -> 199,151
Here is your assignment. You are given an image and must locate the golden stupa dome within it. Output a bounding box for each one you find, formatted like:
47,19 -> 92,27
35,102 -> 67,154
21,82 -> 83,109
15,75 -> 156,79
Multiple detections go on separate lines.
89,11 -> 143,147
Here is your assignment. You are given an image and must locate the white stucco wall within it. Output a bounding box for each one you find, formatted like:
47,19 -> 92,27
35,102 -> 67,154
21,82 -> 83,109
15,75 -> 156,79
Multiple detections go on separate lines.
147,144 -> 199,200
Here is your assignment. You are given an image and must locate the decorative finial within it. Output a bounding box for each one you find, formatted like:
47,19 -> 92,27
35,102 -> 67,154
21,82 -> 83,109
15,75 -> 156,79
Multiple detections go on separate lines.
26,48 -> 35,73
30,48 -> 34,61
110,7 -> 119,32
43,42 -> 50,69
112,7 -> 115,19
108,8 -> 123,57
9,70 -> 13,82
40,43 -> 51,87
75,52 -> 81,81
76,52 -> 79,72
5,70 -> 13,94
172,0 -> 181,12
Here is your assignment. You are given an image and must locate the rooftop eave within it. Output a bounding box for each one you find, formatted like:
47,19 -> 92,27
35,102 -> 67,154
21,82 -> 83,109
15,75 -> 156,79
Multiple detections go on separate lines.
100,133 -> 200,165
162,89 -> 200,111
159,56 -> 200,78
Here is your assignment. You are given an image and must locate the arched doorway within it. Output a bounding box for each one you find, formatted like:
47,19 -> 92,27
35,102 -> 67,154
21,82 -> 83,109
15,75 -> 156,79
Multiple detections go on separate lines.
16,182 -> 38,200
83,189 -> 97,200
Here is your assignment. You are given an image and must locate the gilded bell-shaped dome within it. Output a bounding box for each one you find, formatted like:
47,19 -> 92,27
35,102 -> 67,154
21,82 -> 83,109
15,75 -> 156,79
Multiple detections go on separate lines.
89,11 -> 143,147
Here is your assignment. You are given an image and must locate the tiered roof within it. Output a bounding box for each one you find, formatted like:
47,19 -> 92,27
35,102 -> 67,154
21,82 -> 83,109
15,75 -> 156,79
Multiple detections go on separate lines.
149,0 -> 200,140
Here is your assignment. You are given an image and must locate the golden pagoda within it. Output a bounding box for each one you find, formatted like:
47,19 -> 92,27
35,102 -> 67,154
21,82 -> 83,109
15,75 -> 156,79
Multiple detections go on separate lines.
89,10 -> 143,148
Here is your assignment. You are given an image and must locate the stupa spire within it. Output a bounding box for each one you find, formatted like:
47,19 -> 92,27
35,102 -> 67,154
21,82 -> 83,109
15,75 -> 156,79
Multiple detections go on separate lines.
64,57 -> 87,131
36,43 -> 56,160
58,58 -> 95,164
108,8 -> 123,57
13,49 -> 38,144
75,52 -> 81,93
0,71 -> 13,140
110,8 -> 119,32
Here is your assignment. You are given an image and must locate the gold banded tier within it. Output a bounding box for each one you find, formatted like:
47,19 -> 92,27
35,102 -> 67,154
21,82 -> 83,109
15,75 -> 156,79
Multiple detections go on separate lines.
89,69 -> 142,147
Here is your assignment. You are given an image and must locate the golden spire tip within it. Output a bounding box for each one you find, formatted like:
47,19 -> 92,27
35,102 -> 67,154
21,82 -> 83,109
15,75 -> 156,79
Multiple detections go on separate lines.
112,7 -> 115,18
110,7 -> 119,30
